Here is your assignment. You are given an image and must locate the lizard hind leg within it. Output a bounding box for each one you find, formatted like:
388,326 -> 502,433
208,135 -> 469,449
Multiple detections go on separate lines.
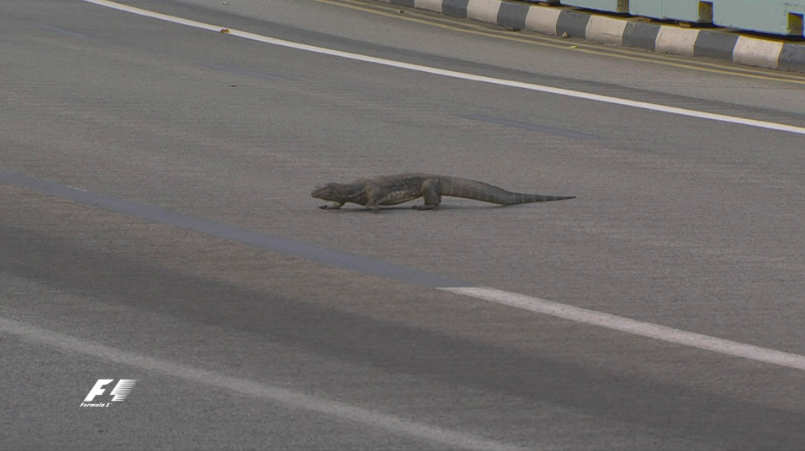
413,178 -> 442,210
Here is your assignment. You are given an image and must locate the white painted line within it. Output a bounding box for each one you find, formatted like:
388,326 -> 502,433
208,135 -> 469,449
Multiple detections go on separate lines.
80,0 -> 805,136
0,315 -> 522,451
439,287 -> 805,372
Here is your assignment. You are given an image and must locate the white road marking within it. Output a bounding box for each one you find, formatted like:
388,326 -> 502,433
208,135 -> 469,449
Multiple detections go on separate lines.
0,315 -> 522,451
440,287 -> 805,371
80,0 -> 805,136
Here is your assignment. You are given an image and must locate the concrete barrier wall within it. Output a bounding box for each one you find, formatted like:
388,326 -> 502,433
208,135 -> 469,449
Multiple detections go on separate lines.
388,0 -> 805,72
546,0 -> 805,36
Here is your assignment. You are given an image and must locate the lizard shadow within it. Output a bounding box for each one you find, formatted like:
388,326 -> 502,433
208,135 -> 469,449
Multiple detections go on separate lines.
320,204 -> 521,213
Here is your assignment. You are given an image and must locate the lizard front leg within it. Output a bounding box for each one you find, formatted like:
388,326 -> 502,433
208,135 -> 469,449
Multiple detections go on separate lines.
320,202 -> 345,210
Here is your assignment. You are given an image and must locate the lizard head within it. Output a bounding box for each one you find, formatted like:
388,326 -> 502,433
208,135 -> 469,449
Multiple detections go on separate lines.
311,183 -> 342,201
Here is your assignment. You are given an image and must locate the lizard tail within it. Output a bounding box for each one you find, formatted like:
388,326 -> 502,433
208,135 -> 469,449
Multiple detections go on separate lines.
439,177 -> 575,205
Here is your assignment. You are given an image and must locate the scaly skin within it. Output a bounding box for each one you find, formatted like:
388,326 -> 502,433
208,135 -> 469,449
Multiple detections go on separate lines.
310,174 -> 576,210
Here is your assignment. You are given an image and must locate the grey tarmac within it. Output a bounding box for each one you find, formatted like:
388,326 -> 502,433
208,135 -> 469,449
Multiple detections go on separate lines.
2,0 -> 805,450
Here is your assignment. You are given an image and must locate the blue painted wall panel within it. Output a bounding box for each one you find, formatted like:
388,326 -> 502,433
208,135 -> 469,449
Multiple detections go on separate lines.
559,0 -> 629,13
665,1 -> 711,23
629,0 -> 662,19
555,0 -> 805,36
629,0 -> 710,22
712,0 -> 805,36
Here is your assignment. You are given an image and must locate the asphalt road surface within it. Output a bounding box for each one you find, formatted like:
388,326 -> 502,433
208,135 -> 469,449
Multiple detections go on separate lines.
2,0 -> 805,449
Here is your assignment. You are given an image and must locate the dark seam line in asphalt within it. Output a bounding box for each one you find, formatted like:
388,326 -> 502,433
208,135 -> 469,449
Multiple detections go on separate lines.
199,63 -> 294,81
0,170 -> 474,289
459,114 -> 600,140
30,22 -> 93,39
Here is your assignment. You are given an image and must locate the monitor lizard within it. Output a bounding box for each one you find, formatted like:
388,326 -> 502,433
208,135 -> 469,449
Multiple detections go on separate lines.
311,173 -> 576,210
